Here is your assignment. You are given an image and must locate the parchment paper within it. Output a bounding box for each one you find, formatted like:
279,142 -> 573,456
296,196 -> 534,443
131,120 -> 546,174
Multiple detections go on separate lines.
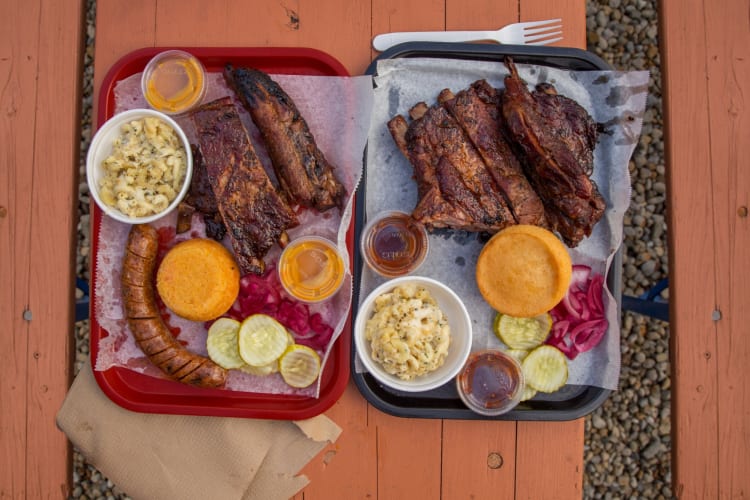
358,57 -> 649,391
94,72 -> 374,398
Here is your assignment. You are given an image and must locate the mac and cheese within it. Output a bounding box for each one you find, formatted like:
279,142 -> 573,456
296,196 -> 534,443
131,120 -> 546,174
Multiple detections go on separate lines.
365,284 -> 450,380
98,117 -> 187,218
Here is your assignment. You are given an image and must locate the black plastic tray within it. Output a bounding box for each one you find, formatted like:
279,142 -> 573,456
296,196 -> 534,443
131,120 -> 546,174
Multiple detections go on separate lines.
351,43 -> 619,421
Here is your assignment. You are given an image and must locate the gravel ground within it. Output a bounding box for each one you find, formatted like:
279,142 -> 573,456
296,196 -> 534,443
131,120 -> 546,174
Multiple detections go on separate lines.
71,0 -> 670,497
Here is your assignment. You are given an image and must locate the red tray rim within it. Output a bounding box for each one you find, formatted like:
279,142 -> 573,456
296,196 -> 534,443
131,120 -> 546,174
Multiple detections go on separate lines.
90,46 -> 353,420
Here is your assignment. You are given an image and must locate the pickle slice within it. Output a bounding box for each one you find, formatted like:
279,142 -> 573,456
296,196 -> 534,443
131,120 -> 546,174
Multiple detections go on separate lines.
238,314 -> 290,367
519,385 -> 538,402
494,312 -> 552,350
505,349 -> 529,364
279,344 -> 321,388
521,345 -> 568,393
206,318 -> 245,369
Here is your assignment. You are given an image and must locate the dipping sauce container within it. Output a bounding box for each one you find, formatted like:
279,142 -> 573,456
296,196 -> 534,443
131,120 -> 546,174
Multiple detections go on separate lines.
278,236 -> 346,303
360,211 -> 429,277
456,349 -> 525,416
141,50 -> 207,115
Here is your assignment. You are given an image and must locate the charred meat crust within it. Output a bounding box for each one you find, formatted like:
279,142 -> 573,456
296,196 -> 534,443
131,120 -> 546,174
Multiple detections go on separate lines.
121,224 -> 227,388
388,101 -> 515,233
224,65 -> 346,212
439,80 -> 548,228
190,96 -> 299,275
388,59 -> 605,247
501,58 -> 605,246
177,146 -> 228,241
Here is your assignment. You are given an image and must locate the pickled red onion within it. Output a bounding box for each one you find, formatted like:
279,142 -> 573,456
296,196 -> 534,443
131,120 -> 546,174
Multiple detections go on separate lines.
547,265 -> 608,359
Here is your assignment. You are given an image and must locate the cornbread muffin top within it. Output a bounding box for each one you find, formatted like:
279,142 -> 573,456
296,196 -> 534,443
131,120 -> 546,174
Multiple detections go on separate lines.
475,225 -> 572,318
156,238 -> 240,321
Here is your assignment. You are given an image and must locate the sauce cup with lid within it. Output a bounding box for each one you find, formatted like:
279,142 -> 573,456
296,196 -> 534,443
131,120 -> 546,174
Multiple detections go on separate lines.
456,349 -> 525,416
277,235 -> 346,303
141,50 -> 207,115
360,210 -> 429,277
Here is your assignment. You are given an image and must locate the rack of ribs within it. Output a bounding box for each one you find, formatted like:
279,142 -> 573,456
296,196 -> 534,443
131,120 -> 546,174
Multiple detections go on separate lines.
224,65 -> 347,212
438,79 -> 548,228
190,96 -> 299,275
501,58 -> 605,247
388,101 -> 515,233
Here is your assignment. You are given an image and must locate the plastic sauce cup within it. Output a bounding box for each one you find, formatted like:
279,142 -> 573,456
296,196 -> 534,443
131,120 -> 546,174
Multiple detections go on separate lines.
141,50 -> 207,115
278,236 -> 346,303
360,211 -> 429,277
456,349 -> 525,416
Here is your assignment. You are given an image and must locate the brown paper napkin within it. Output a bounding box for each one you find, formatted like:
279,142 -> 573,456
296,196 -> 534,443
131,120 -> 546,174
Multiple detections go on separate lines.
57,362 -> 341,500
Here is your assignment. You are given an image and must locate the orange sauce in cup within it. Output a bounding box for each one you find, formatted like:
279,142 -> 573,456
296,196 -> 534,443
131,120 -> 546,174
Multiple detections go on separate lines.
278,237 -> 345,303
142,51 -> 206,114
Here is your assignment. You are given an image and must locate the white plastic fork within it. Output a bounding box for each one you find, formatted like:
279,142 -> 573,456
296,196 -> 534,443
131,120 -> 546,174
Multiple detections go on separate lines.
372,19 -> 563,52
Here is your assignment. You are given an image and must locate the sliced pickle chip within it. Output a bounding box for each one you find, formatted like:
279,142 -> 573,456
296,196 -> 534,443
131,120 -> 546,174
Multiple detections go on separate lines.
504,349 -> 530,364
519,385 -> 538,402
206,318 -> 244,369
279,344 -> 321,388
521,345 -> 568,393
238,314 -> 290,367
494,312 -> 552,350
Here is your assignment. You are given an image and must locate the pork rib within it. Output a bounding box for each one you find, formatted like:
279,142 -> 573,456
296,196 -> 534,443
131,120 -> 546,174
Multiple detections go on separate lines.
501,58 -> 605,246
388,102 -> 515,233
224,66 -> 346,212
190,97 -> 298,275
438,80 -> 548,227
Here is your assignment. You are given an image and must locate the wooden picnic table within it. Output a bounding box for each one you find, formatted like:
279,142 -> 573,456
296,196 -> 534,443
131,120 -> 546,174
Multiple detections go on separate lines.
1,0 -> 748,498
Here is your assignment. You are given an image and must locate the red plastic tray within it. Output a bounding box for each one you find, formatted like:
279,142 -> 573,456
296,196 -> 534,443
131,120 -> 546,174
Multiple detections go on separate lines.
90,47 -> 353,420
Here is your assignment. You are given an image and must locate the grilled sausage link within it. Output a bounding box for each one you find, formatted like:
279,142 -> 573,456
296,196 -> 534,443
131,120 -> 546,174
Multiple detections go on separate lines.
121,224 -> 227,388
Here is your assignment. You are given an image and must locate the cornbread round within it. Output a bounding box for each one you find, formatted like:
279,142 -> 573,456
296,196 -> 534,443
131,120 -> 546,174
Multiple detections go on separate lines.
156,238 -> 240,321
475,225 -> 572,318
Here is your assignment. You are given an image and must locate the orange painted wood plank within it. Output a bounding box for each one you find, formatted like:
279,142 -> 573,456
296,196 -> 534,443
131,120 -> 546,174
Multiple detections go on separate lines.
1,0 -> 83,497
701,0 -> 749,498
446,0 -> 519,28
659,0 -> 721,498
0,0 -> 41,495
293,381 -> 377,499
515,420 -> 585,499
24,0 -> 84,495
155,0 -> 372,75
371,409 -> 443,499
442,420 -> 518,500
92,1 -> 156,125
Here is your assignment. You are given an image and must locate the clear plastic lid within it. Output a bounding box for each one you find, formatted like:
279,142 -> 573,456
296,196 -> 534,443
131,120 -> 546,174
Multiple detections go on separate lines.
278,236 -> 346,303
141,50 -> 207,115
360,211 -> 429,277
456,349 -> 525,416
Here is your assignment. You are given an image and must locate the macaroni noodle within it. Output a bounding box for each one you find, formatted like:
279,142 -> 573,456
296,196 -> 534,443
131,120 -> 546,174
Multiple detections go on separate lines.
98,117 -> 187,218
365,284 -> 451,380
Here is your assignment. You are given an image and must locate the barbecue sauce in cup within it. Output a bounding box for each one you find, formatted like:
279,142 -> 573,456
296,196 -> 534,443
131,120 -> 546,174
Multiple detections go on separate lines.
456,350 -> 524,416
361,211 -> 428,277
